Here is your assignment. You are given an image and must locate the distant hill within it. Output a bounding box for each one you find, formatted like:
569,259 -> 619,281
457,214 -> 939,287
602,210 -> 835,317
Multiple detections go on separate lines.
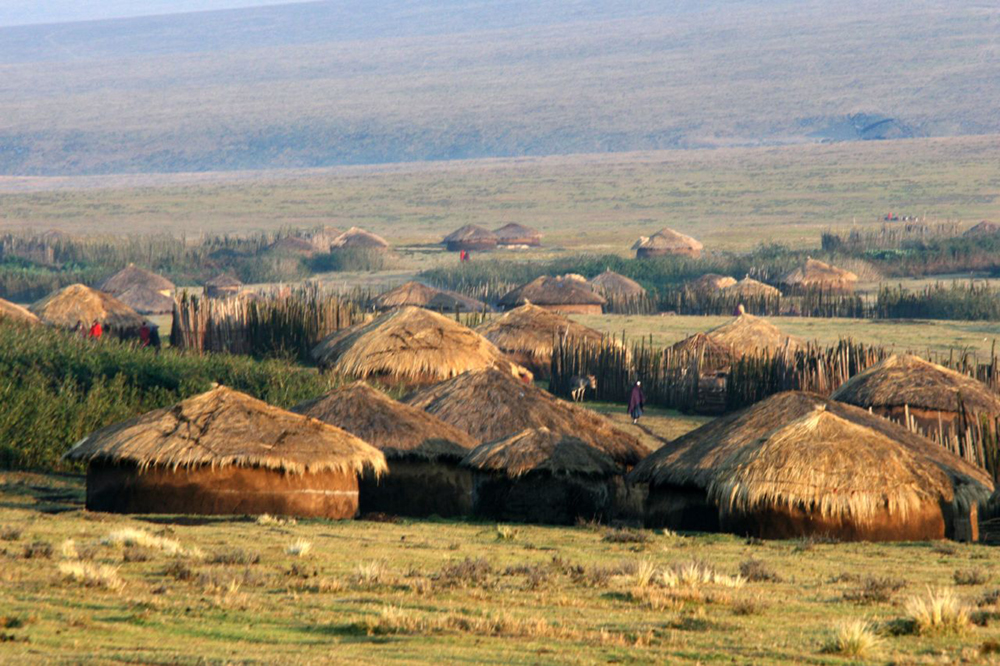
0,0 -> 996,175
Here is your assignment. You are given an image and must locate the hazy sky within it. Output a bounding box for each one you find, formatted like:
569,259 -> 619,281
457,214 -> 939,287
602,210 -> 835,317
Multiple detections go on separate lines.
0,1 -> 303,27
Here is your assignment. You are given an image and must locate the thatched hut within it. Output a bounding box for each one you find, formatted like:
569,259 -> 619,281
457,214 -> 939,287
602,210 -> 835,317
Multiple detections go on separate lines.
831,354 -> 1000,443
442,225 -> 498,252
31,284 -> 145,336
635,228 -> 703,259
780,258 -> 858,293
311,306 -> 529,386
589,270 -> 646,298
405,368 -> 646,468
494,223 -> 542,248
686,274 -> 737,296
719,277 -> 781,301
268,235 -> 317,257
63,386 -> 387,518
702,313 -> 802,355
294,382 -> 476,517
963,221 -> 1000,237
114,285 -> 175,315
304,226 -> 343,252
669,332 -> 735,373
204,273 -> 243,299
331,227 -> 390,250
628,391 -> 993,541
498,275 -> 606,315
462,427 -> 619,524
98,265 -> 175,298
0,297 -> 41,326
476,303 -> 606,377
374,281 -> 488,313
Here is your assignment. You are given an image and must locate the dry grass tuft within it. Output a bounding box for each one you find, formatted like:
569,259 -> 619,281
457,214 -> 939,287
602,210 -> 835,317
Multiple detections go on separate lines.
494,525 -> 519,541
904,587 -> 971,635
354,560 -> 388,588
23,540 -> 53,559
101,528 -> 197,557
436,557 -> 492,588
0,527 -> 21,542
738,558 -> 781,583
256,514 -> 297,527
58,539 -> 79,560
843,576 -> 907,605
57,561 -> 125,592
285,540 -> 313,558
954,568 -> 987,586
822,619 -> 880,658
602,528 -> 651,544
633,559 -> 658,588
210,548 -> 260,566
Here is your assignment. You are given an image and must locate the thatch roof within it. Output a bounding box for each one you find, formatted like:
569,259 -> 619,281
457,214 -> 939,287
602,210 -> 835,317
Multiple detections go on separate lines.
304,226 -> 343,251
64,385 -> 387,476
720,277 -> 782,300
704,313 -> 802,354
669,332 -> 735,367
114,285 -> 174,315
311,306 -> 527,384
0,297 -> 41,326
628,391 -> 993,521
30,284 -> 145,330
831,354 -> 1000,415
636,228 -> 703,254
268,235 -> 317,256
476,303 -> 605,362
331,227 -> 390,249
442,224 -> 497,244
373,281 -> 488,313
425,290 -> 489,313
405,368 -> 647,467
589,270 -> 646,297
963,221 -> 1000,237
687,274 -> 737,295
462,427 -> 617,478
498,275 -> 606,309
781,258 -> 858,290
98,265 -> 175,296
494,223 -> 541,243
205,272 -> 243,289
293,381 -> 476,461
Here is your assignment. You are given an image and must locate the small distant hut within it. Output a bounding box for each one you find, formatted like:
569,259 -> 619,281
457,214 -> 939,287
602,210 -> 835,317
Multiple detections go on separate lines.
719,277 -> 781,301
114,286 -> 175,315
494,223 -> 542,248
831,354 -> 1000,444
442,225 -> 498,252
462,427 -> 619,524
304,226 -> 343,252
0,297 -> 41,326
628,391 -> 993,541
589,270 -> 646,299
311,306 -> 529,386
99,265 -> 175,298
498,275 -> 606,315
294,382 -> 476,517
702,313 -> 803,355
405,368 -> 646,467
268,235 -> 317,257
63,386 -> 387,518
635,228 -> 703,259
374,281 -> 488,313
30,284 -> 145,336
686,274 -> 737,296
331,227 -> 390,250
476,302 -> 606,377
204,273 -> 243,299
780,258 -> 858,293
963,221 -> 1000,238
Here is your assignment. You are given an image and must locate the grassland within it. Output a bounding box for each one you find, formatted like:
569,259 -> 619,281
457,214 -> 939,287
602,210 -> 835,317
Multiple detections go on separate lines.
1,471 -> 997,664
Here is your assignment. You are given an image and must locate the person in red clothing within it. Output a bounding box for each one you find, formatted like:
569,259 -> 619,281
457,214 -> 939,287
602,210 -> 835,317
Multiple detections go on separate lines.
627,380 -> 645,424
89,319 -> 103,340
139,322 -> 151,347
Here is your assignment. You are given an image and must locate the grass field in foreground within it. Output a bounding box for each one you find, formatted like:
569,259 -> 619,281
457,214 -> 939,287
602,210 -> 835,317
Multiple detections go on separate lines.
0,472 -> 996,664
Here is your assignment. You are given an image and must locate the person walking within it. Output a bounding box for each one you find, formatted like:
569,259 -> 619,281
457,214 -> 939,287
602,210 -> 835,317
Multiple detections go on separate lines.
628,380 -> 645,424
88,319 -> 103,340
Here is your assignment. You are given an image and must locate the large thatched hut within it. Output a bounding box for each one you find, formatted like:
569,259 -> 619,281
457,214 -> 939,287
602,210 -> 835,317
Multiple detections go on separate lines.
31,284 -> 145,336
780,258 -> 858,293
0,297 -> 41,326
99,265 -> 175,298
405,368 -> 646,468
687,274 -> 737,296
703,313 -> 802,355
64,386 -> 387,518
476,303 -> 606,377
462,427 -> 619,524
373,281 -> 487,313
719,277 -> 781,301
589,270 -> 646,299
204,273 -> 243,299
442,225 -> 498,252
498,275 -> 606,315
669,332 -> 735,373
634,228 -> 703,259
331,227 -> 390,250
294,382 -> 476,517
831,354 -> 1000,443
628,391 -> 993,541
311,306 -> 529,386
494,223 -> 542,248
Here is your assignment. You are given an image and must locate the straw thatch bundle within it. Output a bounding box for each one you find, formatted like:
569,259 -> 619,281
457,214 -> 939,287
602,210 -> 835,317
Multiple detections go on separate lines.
98,264 -> 175,297
204,272 -> 243,298
704,313 -> 802,354
494,223 -> 542,247
781,258 -> 858,292
31,284 -> 145,332
405,368 -> 647,467
589,270 -> 646,298
442,224 -> 498,252
311,306 -> 528,385
332,227 -> 390,250
963,221 -> 1000,237
374,281 -> 488,313
498,275 -> 606,314
462,427 -> 617,479
720,277 -> 781,300
635,228 -> 703,258
628,391 -> 993,540
114,285 -> 174,315
476,303 -> 606,376
0,297 -> 41,326
268,235 -> 317,257
687,274 -> 737,295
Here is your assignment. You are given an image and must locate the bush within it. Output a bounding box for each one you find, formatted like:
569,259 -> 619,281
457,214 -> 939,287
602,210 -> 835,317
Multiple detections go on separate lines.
739,558 -> 781,583
843,576 -> 907,605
